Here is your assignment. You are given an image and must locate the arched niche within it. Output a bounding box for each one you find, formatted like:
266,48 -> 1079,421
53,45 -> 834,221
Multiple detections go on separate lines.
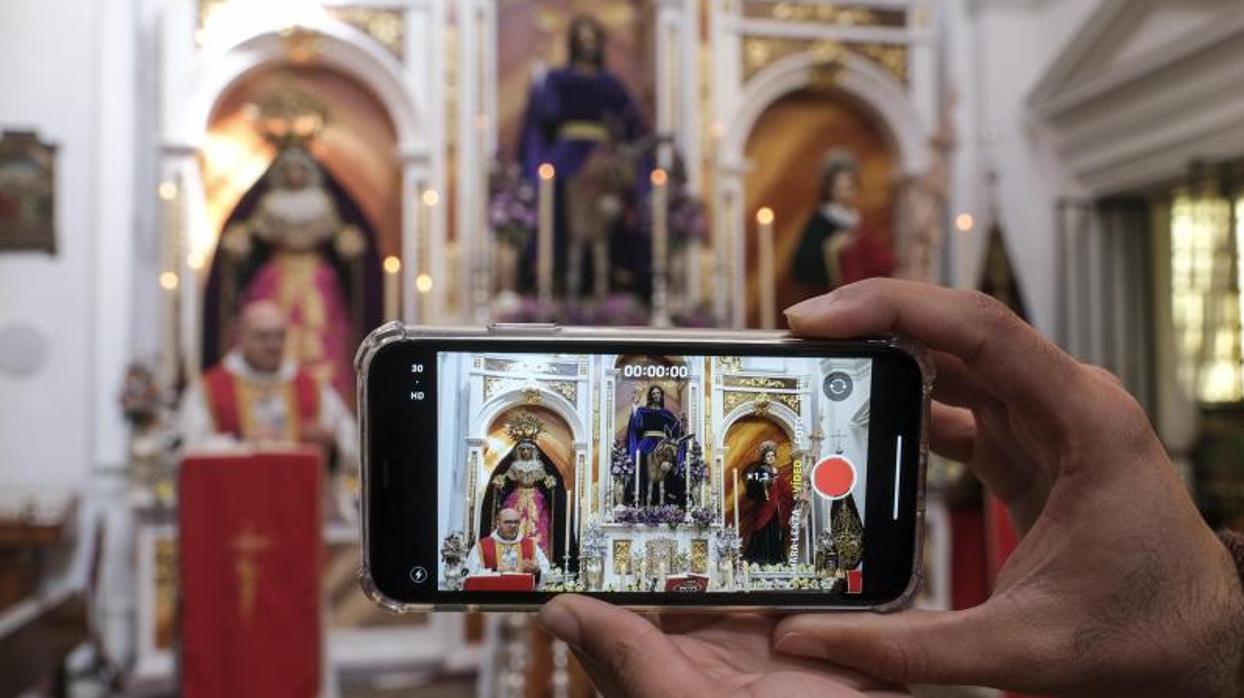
716,51 -> 930,327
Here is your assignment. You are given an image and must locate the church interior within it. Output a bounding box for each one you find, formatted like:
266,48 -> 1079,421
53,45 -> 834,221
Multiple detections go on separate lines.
1,0 -> 1243,696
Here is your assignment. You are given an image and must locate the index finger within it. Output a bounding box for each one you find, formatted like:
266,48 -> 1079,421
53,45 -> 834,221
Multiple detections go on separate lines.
785,279 -> 1079,418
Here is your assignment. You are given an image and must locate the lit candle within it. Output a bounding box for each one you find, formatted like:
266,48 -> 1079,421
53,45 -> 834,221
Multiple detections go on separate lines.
955,212 -> 975,289
383,256 -> 401,321
684,447 -> 691,509
564,486 -> 572,565
733,468 -> 740,531
700,470 -> 707,511
537,163 -> 555,304
650,167 -> 669,325
756,207 -> 776,329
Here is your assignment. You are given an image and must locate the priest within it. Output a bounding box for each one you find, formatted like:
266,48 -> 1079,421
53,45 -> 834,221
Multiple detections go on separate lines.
466,507 -> 552,578
178,300 -> 358,472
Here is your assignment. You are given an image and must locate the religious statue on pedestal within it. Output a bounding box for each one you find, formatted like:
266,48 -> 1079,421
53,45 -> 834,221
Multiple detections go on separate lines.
742,441 -> 794,565
790,149 -> 894,294
207,145 -> 379,405
490,416 -> 558,557
625,385 -> 684,507
517,15 -> 651,298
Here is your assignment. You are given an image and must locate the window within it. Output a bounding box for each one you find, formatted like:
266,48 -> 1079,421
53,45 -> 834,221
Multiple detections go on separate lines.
1170,191 -> 1244,404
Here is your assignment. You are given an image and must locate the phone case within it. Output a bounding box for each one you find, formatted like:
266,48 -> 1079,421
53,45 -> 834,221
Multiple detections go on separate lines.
354,322 -> 934,614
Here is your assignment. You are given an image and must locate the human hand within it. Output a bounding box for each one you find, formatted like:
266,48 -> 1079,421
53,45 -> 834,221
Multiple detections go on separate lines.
776,279 -> 1244,697
539,594 -> 909,697
521,559 -> 540,574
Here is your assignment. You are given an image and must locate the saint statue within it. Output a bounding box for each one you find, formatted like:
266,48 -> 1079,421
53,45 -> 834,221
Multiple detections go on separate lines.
517,15 -> 651,297
212,146 -> 375,404
625,385 -> 683,507
742,441 -> 795,565
491,438 -> 557,557
790,150 -> 894,294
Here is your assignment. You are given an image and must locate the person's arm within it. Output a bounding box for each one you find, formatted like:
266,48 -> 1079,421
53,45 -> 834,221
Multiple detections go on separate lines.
772,279 -> 1244,698
318,387 -> 358,470
464,542 -> 483,575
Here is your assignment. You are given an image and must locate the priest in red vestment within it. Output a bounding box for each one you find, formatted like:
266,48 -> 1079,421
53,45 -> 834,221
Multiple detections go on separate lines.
466,507 -> 552,578
179,300 -> 358,473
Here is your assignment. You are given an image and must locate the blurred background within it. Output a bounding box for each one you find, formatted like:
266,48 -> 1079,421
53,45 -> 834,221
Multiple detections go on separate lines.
0,0 -> 1242,696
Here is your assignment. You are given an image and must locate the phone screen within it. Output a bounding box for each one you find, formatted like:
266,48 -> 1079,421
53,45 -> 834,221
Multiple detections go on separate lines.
364,335 -> 924,609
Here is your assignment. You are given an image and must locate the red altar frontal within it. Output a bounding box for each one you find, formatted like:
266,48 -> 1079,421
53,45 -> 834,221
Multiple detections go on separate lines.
179,450 -> 323,698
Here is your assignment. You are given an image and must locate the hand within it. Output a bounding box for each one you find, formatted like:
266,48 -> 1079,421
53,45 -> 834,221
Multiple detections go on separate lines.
539,595 -> 909,697
776,279 -> 1244,697
521,559 -> 540,574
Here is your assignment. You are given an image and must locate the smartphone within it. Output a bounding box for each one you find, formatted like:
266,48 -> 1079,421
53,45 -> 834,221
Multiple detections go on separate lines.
357,323 -> 930,612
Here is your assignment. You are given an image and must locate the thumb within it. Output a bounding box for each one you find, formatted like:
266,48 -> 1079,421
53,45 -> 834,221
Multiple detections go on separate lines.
773,605 -> 1030,689
539,595 -> 708,697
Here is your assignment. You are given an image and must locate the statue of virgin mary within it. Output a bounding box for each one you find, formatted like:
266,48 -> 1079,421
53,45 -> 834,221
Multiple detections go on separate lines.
204,146 -> 380,405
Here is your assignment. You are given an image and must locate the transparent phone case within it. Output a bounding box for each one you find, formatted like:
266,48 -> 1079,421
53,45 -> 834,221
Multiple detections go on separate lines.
354,322 -> 933,614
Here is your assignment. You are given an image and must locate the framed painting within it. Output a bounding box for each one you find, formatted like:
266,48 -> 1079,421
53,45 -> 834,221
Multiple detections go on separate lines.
0,131 -> 56,254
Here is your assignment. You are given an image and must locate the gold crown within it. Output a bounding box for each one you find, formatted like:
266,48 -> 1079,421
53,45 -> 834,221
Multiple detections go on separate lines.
505,413 -> 545,443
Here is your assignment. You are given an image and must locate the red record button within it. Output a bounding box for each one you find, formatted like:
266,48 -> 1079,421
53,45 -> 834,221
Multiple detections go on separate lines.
811,455 -> 857,500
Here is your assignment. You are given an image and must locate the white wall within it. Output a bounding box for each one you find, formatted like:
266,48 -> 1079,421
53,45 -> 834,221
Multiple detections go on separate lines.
0,0 -> 107,488
947,0 -> 1104,336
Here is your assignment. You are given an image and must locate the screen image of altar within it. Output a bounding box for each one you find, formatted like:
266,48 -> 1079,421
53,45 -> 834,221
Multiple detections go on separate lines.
435,352 -> 871,594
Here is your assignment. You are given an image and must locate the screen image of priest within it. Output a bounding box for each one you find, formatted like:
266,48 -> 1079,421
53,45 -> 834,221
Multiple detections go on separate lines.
435,352 -> 871,594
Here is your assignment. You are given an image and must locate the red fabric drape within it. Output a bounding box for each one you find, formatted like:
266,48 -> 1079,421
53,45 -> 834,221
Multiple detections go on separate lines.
179,451 -> 323,698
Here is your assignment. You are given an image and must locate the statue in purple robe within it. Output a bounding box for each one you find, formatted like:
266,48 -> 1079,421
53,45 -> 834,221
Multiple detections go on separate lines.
625,385 -> 685,507
517,15 -> 651,298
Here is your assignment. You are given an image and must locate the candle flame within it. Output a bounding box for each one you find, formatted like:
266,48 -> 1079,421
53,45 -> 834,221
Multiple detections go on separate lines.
955,213 -> 974,232
421,189 -> 440,206
158,181 -> 178,201
650,168 -> 668,187
415,274 -> 433,293
383,256 -> 401,274
159,272 -> 179,291
756,207 -> 775,226
538,163 -> 556,181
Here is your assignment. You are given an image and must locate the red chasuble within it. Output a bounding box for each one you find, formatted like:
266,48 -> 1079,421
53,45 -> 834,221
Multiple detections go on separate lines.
742,474 -> 795,537
179,451 -> 322,698
479,536 -> 537,571
201,364 -> 321,441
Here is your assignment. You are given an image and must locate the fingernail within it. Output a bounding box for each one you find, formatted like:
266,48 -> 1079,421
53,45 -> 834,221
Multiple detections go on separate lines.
539,600 -> 582,647
784,293 -> 834,320
774,631 -> 827,660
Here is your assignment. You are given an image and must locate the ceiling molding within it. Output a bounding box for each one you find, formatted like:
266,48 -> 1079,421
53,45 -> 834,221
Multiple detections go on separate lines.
1028,0 -> 1244,117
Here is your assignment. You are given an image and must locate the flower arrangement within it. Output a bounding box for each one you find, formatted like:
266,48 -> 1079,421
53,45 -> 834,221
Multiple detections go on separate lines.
488,158 -> 537,247
680,439 -> 707,483
687,506 -> 715,529
609,440 -> 635,481
614,504 -> 685,527
440,531 -> 466,565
